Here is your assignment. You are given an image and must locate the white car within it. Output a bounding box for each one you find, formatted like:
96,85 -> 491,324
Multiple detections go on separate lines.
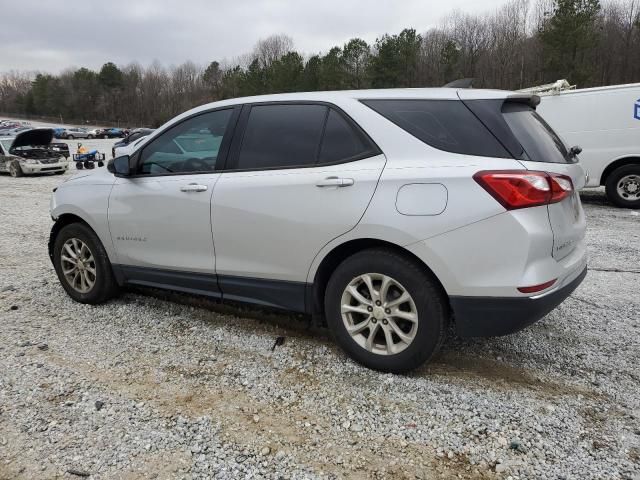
1,129 -> 69,177
535,82 -> 640,208
48,89 -> 587,372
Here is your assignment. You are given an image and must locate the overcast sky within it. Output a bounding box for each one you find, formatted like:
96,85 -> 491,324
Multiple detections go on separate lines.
1,0 -> 508,73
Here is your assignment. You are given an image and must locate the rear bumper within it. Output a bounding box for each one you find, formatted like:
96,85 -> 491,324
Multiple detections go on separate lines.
450,265 -> 587,337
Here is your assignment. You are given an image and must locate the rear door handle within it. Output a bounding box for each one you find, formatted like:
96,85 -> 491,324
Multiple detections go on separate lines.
180,183 -> 208,192
316,176 -> 354,188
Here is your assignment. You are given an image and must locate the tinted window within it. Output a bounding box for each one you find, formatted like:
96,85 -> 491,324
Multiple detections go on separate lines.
501,103 -> 569,163
138,109 -> 233,175
362,99 -> 510,158
237,104 -> 327,169
319,109 -> 373,163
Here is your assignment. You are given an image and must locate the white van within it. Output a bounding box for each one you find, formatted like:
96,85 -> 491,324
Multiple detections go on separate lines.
533,82 -> 640,208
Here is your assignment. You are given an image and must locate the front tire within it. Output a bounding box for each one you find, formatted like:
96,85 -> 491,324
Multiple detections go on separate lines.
605,164 -> 640,208
324,248 -> 447,373
53,223 -> 118,304
9,161 -> 23,177
67,135 -> 74,140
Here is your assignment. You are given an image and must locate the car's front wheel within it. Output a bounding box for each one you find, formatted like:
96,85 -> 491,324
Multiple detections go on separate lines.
325,248 -> 447,373
9,161 -> 23,177
53,223 -> 118,304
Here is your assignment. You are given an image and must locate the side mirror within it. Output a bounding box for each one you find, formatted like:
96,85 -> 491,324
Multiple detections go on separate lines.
107,155 -> 132,176
569,145 -> 582,156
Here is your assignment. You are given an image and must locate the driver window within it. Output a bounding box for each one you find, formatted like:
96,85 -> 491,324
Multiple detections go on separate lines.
138,109 -> 233,175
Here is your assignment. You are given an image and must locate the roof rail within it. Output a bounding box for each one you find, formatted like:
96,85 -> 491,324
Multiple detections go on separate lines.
517,79 -> 576,95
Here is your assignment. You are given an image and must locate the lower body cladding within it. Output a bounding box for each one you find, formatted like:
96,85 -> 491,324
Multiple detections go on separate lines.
111,261 -> 587,339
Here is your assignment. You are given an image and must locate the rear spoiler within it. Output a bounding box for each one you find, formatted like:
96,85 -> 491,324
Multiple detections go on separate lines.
506,93 -> 541,108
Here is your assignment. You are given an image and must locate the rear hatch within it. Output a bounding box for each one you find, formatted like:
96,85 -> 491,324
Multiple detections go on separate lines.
459,92 -> 586,261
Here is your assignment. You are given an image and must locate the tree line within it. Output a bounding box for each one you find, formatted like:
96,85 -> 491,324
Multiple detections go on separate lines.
0,0 -> 638,128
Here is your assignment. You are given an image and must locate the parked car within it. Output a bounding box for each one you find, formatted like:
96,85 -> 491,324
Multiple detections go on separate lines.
525,80 -> 640,208
112,128 -> 154,157
61,127 -> 90,139
53,128 -> 66,139
48,89 -> 587,373
105,128 -> 125,138
86,128 -> 103,139
0,126 -> 30,137
1,129 -> 69,177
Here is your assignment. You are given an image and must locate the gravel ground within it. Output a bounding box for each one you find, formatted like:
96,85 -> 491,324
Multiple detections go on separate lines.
0,172 -> 639,480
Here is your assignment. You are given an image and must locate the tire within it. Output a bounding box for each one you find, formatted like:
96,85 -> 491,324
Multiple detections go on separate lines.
605,164 -> 640,209
324,248 -> 448,373
102,135 -> 108,139
9,161 -> 23,177
53,223 -> 118,304
67,135 -> 74,140
75,162 -> 84,170
87,135 -> 94,139
84,161 -> 94,169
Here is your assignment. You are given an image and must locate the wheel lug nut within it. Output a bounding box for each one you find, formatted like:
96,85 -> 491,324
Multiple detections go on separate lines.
382,319 -> 388,325
367,306 -> 373,312
375,300 -> 381,306
385,308 -> 391,314
371,318 -> 377,323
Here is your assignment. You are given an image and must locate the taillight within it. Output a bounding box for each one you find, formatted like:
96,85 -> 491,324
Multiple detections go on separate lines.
473,170 -> 574,210
548,173 -> 574,203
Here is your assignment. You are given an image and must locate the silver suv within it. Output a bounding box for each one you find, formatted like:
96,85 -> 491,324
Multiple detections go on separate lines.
49,89 -> 587,372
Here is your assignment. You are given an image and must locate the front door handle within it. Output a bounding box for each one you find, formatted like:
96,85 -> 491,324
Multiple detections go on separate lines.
180,183 -> 208,192
316,176 -> 355,188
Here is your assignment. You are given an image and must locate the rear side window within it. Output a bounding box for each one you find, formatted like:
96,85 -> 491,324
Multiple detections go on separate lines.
362,99 -> 510,158
501,102 -> 569,163
319,109 -> 374,163
237,104 -> 327,169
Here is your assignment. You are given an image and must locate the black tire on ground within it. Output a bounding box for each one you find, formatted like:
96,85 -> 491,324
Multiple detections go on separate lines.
84,161 -> 95,169
53,223 -> 119,304
75,162 -> 84,170
9,161 -> 23,177
605,164 -> 640,209
87,135 -> 94,139
97,161 -> 104,167
324,248 -> 448,374
67,135 -> 74,140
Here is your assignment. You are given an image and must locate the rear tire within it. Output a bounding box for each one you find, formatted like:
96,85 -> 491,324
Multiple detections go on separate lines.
53,223 -> 118,304
324,248 -> 447,373
9,161 -> 23,177
605,164 -> 640,209
75,162 -> 84,170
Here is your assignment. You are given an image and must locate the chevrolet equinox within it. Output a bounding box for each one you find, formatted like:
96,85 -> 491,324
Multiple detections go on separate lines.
49,89 -> 588,373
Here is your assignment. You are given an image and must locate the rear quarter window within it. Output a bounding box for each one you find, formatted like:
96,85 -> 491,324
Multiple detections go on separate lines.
361,99 -> 510,158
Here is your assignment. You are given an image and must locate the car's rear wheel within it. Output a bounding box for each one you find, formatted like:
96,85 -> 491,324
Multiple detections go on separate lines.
9,161 -> 23,177
53,223 -> 118,304
325,248 -> 447,373
87,134 -> 94,139
605,164 -> 640,208
67,135 -> 74,140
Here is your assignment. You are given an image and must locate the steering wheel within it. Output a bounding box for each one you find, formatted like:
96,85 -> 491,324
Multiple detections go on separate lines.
183,157 -> 211,172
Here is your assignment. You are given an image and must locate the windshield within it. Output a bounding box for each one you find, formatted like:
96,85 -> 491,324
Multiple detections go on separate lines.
501,102 -> 570,163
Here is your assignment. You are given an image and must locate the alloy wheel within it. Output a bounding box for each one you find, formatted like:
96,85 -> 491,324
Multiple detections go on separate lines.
340,273 -> 418,355
60,238 -> 96,293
